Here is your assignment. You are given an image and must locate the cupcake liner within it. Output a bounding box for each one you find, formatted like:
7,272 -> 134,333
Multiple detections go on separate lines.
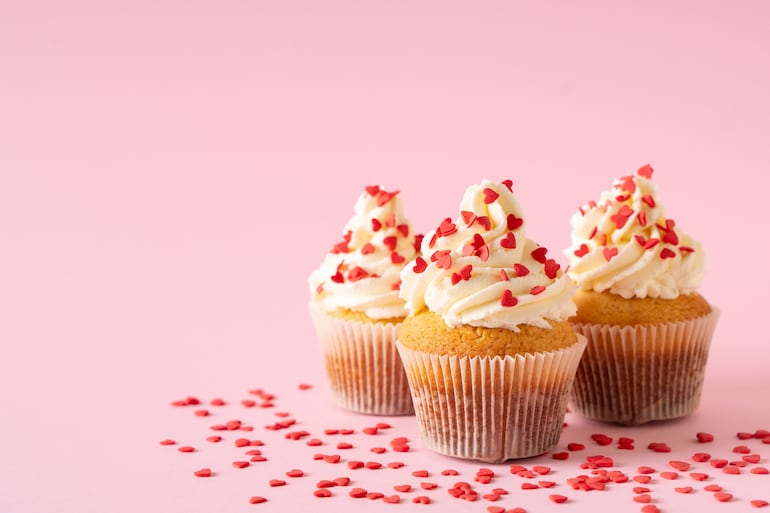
309,304 -> 414,416
396,336 -> 587,462
570,308 -> 719,425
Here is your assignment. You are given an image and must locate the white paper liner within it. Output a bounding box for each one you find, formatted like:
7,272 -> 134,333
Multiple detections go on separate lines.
570,308 -> 719,425
396,336 -> 587,463
309,304 -> 414,415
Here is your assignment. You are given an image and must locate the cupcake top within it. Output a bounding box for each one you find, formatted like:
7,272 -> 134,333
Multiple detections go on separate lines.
564,165 -> 705,300
309,185 -> 420,319
399,179 -> 576,331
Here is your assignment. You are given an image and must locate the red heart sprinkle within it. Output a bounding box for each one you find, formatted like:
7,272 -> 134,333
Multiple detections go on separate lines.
530,285 -> 546,295
314,488 -> 332,498
483,188 -> 499,204
638,466 -> 656,474
549,494 -> 568,504
432,250 -> 452,270
500,269 -> 510,281
502,179 -> 513,192
714,492 -> 733,502
660,471 -> 678,480
675,486 -> 693,494
397,224 -> 409,237
388,462 -> 405,469
690,472 -> 709,481
507,213 -> 524,230
634,475 -> 651,484
394,484 -> 411,492
501,290 -> 518,307
413,496 -> 431,504
697,431 -> 715,443
752,500 -> 770,508
420,482 -> 438,490
633,494 -> 651,503
412,256 -> 427,273
544,259 -> 560,279
269,479 -> 286,487
710,459 -> 728,468
487,507 -> 505,513
193,468 -> 212,477
521,483 -> 538,490
637,210 -> 647,227
531,247 -> 548,263
642,194 -> 656,208
249,496 -> 267,504
500,232 -> 517,249
438,217 -> 457,237
692,452 -> 711,462
662,230 -> 679,245
367,492 -> 384,500
670,460 -> 690,471
376,189 -> 399,207
552,452 -> 569,460
390,252 -> 405,264
513,263 -> 530,277
574,243 -> 589,257
744,454 -> 761,463
637,164 -> 654,178
178,446 -> 195,453
641,506 -> 660,513
648,442 -> 672,453
371,218 -> 382,232
365,185 -> 380,196
383,495 -> 400,504
603,247 -> 618,261
734,445 -> 752,454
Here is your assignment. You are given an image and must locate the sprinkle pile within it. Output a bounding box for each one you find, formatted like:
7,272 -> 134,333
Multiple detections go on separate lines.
160,384 -> 768,511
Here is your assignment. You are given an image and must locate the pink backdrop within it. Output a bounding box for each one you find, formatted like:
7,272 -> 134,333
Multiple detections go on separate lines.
2,2 -> 769,512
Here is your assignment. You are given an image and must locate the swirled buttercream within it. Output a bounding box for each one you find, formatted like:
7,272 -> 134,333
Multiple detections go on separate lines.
399,179 -> 576,331
564,165 -> 704,299
309,186 -> 419,319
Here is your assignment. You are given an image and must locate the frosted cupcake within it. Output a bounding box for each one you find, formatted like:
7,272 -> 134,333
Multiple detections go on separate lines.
564,165 -> 719,425
397,179 -> 586,462
309,185 -> 420,415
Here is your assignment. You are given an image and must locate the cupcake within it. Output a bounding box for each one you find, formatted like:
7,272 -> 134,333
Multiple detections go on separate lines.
564,164 -> 719,425
308,185 -> 420,415
397,179 -> 586,462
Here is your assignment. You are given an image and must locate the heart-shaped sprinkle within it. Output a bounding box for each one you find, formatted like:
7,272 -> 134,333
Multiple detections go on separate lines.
365,185 -> 380,196
194,468 -> 212,477
637,210 -> 647,227
531,247 -> 548,263
714,492 -> 733,502
361,243 -> 375,255
502,179 -> 513,192
412,257 -> 427,273
637,164 -> 654,178
642,194 -> 655,208
500,269 -> 510,281
396,224 -> 409,237
544,259 -> 560,279
501,290 -> 518,307
660,248 -> 676,259
507,213 -> 524,231
475,215 -> 491,230
530,285 -> 546,295
513,263 -> 530,277
390,252 -> 405,264
249,496 -> 267,504
431,250 -> 452,269
269,479 -> 286,487
619,175 -> 637,193
603,247 -> 618,261
500,232 -> 517,249
461,210 -> 476,225
751,500 -> 770,508
376,189 -> 399,207
483,188 -> 499,204
574,243 -> 589,257
437,217 -> 457,237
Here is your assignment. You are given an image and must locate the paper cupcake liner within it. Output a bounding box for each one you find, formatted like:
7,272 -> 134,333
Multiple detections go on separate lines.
396,336 -> 587,463
570,308 -> 719,425
309,304 -> 414,416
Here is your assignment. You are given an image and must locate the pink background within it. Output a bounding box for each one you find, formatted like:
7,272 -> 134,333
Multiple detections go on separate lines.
2,1 -> 769,512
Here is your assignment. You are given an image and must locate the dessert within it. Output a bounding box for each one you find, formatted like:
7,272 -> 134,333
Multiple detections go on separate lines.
397,179 -> 586,462
564,164 -> 719,424
308,185 -> 420,415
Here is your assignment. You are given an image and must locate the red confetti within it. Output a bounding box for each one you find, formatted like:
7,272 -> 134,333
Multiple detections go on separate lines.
591,433 -> 613,446
502,179 -> 513,192
507,213 -> 524,231
552,452 -> 569,460
337,442 -> 353,450
574,243 -> 589,257
531,247 -> 548,263
334,477 -> 351,486
638,466 -> 656,474
660,471 -> 678,480
696,432 -> 715,443
690,472 -> 709,481
602,247 -> 618,261
648,442 -> 672,453
642,194 -> 655,208
714,492 -> 733,502
660,247 -> 676,259
513,263 -> 530,277
568,442 -> 585,451
483,188 -> 499,204
348,461 -> 364,470
633,494 -> 651,503
365,461 -> 382,469
269,479 -> 286,487
710,459 -> 728,468
286,469 -> 304,478
412,470 -> 430,478
637,164 -> 654,178
233,461 -> 250,469
441,469 -> 459,476
692,452 -> 711,462
734,445 -> 752,454
365,185 -> 380,196
530,285 -> 546,296
159,439 -> 176,446
431,250 -> 452,270
752,500 -> 770,508
501,290 -> 518,307
669,460 -> 690,471
323,455 -> 341,464
500,232 -> 517,249
549,494 -> 568,504
751,467 -> 768,474
178,446 -> 195,453
413,496 -> 431,504
249,496 -> 267,504
412,256 -> 427,273
314,488 -> 332,498
744,454 -> 761,464
394,484 -> 411,493
634,475 -> 652,484
383,495 -> 401,504
193,468 -> 212,477
349,488 -> 367,498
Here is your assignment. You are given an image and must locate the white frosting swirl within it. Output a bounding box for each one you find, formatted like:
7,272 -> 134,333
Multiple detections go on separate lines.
564,165 -> 705,299
309,186 -> 419,319
399,179 -> 576,331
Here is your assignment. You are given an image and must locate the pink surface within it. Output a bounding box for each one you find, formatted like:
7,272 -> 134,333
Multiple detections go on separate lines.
2,2 -> 769,512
